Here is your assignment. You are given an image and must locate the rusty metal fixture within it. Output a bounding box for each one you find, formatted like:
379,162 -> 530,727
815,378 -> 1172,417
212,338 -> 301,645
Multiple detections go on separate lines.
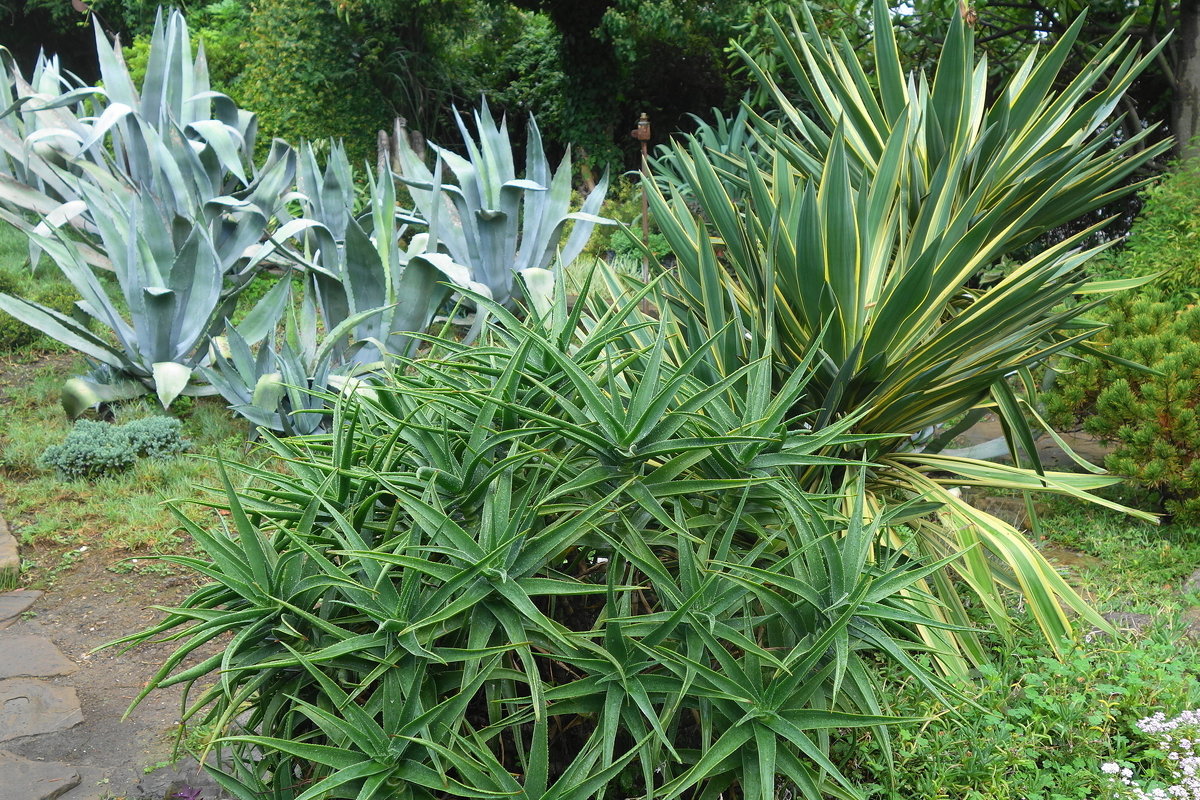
630,112 -> 651,142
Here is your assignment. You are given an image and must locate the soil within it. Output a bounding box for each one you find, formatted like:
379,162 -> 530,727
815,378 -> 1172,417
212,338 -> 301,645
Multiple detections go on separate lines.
0,351 -> 226,799
1,555 -> 225,800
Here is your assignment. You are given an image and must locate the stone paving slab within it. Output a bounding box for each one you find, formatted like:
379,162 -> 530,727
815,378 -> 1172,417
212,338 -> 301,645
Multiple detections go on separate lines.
0,749 -> 80,800
1184,567 -> 1200,594
0,679 -> 83,742
0,635 -> 77,679
0,590 -> 43,631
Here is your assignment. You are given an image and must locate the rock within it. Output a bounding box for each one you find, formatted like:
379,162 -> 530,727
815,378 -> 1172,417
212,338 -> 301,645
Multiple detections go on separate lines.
0,636 -> 76,679
0,518 -> 17,592
960,490 -> 1050,532
1039,544 -> 1103,572
0,679 -> 83,742
0,591 -> 43,631
1101,611 -> 1156,635
1183,567 -> 1200,595
1181,607 -> 1200,634
0,749 -> 80,800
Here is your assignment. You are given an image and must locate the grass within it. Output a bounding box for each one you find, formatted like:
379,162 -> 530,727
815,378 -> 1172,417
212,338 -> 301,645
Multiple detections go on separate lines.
1034,495 -> 1200,612
0,218 -> 26,262
835,618 -> 1200,799
0,351 -> 254,582
826,497 -> 1200,799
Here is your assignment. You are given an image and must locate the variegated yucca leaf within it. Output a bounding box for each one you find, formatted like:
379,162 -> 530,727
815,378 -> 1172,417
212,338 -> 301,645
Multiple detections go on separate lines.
640,1 -> 1165,670
738,0 -> 1170,253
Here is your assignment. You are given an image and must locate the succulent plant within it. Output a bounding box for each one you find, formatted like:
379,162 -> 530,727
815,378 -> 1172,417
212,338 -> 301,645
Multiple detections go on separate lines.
394,100 -> 610,308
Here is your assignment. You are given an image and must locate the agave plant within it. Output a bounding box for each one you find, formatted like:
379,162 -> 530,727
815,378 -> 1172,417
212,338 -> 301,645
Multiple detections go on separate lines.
394,100 -> 610,307
283,143 -> 486,366
205,278 -> 387,436
203,144 -> 505,435
0,9 -> 297,411
116,281 -> 955,800
0,49 -> 107,266
635,1 -> 1165,670
0,10 -> 256,249
0,142 -> 295,412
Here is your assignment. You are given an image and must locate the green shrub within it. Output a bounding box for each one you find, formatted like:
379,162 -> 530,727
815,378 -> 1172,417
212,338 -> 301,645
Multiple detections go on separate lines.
0,267 -> 80,353
835,621 -> 1200,799
1088,159 -> 1200,304
580,175 -> 666,262
1046,291 -> 1200,522
236,0 -> 388,163
121,416 -> 190,459
40,420 -> 139,480
611,228 -> 671,261
40,417 -> 189,480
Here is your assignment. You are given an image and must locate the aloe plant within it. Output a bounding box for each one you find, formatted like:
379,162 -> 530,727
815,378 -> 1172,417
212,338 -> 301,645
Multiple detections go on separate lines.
394,101 -> 610,307
116,282 -> 954,800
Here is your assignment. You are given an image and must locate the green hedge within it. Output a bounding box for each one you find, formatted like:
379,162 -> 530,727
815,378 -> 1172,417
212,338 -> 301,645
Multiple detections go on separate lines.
1047,160 -> 1200,523
236,0 -> 389,163
1088,160 -> 1200,303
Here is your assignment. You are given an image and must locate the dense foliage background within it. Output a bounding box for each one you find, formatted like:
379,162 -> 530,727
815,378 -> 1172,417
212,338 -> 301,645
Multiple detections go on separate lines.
4,0 -> 1194,176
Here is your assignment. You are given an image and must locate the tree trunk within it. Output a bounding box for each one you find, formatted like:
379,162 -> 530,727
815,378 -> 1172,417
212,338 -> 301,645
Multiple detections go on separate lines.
1174,0 -> 1200,159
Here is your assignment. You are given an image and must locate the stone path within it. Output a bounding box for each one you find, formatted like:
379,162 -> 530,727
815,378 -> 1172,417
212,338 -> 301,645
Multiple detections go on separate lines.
0,628 -> 85,800
0,520 -> 227,800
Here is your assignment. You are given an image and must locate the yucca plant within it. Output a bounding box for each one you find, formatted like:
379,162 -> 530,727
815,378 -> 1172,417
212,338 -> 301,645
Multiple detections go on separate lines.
394,100 -> 610,307
115,281 -> 959,800
739,0 -> 1168,250
637,1 -> 1165,670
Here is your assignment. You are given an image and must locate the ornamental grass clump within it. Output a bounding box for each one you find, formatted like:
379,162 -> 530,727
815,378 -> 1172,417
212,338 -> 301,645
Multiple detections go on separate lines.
114,285 -> 958,800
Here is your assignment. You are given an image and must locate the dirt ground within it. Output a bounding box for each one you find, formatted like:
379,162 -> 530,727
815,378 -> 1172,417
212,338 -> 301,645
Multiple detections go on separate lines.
2,553 -> 226,800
